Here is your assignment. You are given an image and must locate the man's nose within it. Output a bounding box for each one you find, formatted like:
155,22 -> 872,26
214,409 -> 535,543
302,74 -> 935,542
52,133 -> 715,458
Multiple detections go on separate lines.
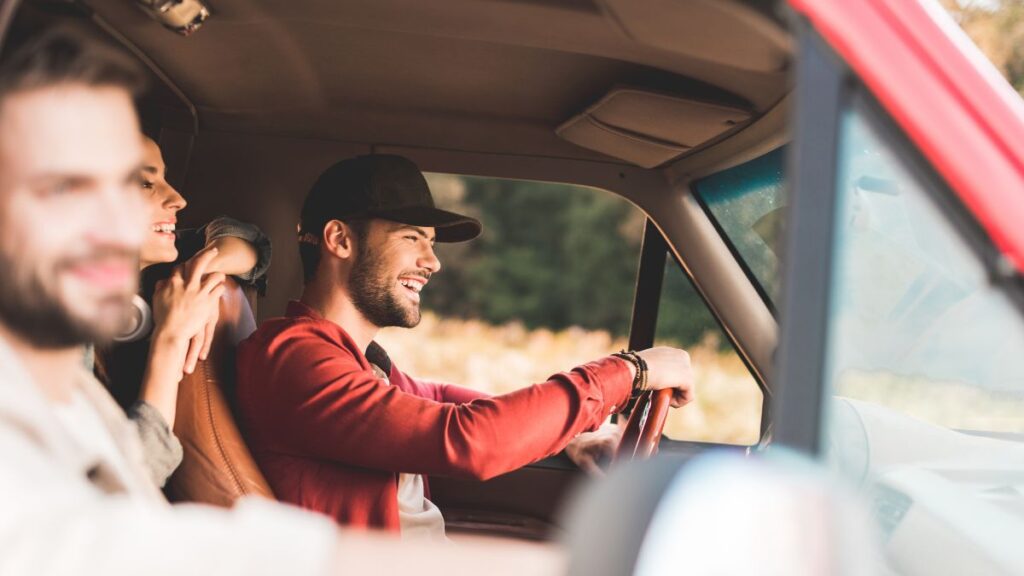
419,244 -> 441,274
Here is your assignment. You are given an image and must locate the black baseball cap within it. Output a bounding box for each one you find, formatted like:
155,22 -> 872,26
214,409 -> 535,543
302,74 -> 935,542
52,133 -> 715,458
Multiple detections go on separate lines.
299,154 -> 481,243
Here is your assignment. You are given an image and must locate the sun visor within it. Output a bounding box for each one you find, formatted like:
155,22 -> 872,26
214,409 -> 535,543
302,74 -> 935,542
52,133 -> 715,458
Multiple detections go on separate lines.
557,88 -> 751,168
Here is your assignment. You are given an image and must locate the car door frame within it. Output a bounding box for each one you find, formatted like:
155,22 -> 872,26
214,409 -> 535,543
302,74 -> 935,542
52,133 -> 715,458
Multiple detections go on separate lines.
773,6 -> 1024,457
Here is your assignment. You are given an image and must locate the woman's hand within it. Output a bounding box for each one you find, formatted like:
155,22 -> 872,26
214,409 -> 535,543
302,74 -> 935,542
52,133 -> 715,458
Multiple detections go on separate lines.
152,246 -> 226,375
141,247 -> 225,428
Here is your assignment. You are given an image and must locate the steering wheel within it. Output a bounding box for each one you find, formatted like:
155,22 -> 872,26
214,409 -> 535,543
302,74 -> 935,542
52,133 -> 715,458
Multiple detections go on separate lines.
615,388 -> 673,460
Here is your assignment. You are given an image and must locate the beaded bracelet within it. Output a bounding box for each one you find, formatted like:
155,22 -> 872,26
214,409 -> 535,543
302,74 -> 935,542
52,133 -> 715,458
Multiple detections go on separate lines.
612,350 -> 649,394
634,351 -> 649,392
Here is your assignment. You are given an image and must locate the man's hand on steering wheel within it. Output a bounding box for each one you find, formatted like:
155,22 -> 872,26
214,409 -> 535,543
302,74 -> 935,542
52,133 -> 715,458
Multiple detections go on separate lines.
613,347 -> 697,462
634,347 -> 696,407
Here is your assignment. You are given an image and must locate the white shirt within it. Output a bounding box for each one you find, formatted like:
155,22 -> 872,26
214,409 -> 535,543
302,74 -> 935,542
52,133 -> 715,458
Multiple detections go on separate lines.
0,337 -> 338,576
52,390 -> 135,485
371,362 -> 448,540
397,472 -> 447,540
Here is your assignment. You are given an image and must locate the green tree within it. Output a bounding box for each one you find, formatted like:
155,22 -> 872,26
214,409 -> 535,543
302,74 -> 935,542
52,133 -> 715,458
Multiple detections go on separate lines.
465,178 -> 642,333
943,0 -> 1024,95
425,175 -> 725,348
655,256 -> 720,348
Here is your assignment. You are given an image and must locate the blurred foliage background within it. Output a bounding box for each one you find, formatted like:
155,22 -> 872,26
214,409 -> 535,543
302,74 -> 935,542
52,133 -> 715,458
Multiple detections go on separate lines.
400,174 -> 762,445
425,174 -> 719,348
942,0 -> 1024,96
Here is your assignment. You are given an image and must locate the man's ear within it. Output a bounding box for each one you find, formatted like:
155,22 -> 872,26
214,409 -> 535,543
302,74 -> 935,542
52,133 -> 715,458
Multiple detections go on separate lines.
322,220 -> 356,260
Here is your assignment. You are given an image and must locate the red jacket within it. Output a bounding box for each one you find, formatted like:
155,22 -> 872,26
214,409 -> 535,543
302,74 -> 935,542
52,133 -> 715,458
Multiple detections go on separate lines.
235,301 -> 632,531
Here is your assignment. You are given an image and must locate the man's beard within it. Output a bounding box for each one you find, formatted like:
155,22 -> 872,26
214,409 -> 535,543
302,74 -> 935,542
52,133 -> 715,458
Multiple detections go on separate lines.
0,246 -> 135,349
348,242 -> 423,329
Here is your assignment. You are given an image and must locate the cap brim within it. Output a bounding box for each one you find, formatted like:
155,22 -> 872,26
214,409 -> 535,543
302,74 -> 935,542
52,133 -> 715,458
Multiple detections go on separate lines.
368,207 -> 482,243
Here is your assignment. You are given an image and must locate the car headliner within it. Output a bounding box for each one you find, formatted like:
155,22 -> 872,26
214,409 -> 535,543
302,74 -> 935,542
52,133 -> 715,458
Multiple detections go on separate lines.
81,0 -> 790,164
1,0 -> 793,386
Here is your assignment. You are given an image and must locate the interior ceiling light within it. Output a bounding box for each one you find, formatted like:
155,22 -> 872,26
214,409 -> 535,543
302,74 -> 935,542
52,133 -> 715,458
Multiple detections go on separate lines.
134,0 -> 210,36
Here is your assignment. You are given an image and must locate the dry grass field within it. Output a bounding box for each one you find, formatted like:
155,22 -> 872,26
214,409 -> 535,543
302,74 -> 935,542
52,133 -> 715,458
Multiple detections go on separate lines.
375,312 -> 764,446
837,371 -> 1024,433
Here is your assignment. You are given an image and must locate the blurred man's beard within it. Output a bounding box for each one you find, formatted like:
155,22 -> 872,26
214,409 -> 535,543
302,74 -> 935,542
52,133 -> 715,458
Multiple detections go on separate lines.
0,247 -> 135,349
348,242 -> 421,329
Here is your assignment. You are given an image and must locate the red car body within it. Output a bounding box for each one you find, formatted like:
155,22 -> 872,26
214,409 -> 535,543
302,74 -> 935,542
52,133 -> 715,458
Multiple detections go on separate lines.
792,0 -> 1024,271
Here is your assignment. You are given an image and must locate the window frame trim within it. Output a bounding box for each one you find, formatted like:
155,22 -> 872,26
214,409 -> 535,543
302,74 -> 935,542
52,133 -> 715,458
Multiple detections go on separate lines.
772,23 -> 847,456
628,218 -> 770,445
690,150 -> 786,318
626,219 -> 668,352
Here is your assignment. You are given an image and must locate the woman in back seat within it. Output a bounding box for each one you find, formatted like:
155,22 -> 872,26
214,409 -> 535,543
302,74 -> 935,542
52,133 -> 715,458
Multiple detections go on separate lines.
92,136 -> 271,487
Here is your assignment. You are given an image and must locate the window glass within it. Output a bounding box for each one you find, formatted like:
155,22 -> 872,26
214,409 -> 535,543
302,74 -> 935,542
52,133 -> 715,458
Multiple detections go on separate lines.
375,175 -> 644,395
374,174 -> 760,449
693,147 -> 787,306
655,255 -> 762,445
824,100 -> 1024,568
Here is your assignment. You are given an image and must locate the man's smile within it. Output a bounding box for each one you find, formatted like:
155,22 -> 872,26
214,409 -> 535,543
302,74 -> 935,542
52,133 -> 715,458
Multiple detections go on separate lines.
398,275 -> 427,303
66,256 -> 136,291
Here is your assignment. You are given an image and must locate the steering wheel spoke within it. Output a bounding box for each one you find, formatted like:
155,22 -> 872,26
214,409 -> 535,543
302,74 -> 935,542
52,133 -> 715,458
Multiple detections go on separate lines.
615,388 -> 673,461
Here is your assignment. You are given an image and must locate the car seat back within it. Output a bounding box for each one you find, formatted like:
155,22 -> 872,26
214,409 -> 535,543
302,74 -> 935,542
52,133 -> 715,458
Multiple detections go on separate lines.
166,277 -> 274,505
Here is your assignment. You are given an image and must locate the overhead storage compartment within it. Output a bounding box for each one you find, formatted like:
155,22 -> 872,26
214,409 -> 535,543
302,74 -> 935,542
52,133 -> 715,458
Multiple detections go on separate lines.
557,88 -> 751,168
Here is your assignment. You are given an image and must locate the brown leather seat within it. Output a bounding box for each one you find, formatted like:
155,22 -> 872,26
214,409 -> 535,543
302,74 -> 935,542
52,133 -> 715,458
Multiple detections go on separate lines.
166,277 -> 274,506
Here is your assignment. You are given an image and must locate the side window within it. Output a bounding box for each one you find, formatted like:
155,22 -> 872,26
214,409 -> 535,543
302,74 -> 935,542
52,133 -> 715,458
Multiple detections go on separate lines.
654,256 -> 763,446
826,101 -> 1024,439
376,173 -> 761,448
376,175 -> 644,395
823,97 -> 1024,566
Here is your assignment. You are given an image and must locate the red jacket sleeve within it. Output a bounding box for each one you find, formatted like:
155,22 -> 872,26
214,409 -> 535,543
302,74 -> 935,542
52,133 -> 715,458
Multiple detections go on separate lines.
256,325 -> 631,481
406,376 -> 491,404
436,382 -> 491,404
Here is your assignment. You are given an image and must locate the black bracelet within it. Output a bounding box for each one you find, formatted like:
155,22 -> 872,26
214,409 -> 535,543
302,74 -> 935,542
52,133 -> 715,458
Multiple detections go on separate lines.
612,350 -> 647,394
635,351 -> 649,392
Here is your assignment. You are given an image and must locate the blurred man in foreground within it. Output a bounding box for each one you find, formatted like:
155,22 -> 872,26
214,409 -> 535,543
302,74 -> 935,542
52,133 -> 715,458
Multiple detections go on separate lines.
0,27 -> 561,576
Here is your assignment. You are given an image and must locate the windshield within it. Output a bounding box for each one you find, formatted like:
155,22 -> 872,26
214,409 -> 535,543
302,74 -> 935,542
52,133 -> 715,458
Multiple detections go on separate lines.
826,107 -> 1024,435
823,98 -> 1024,575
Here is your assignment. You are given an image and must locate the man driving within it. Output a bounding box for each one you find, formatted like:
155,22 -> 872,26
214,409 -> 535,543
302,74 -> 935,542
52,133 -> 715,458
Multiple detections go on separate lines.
236,154 -> 696,537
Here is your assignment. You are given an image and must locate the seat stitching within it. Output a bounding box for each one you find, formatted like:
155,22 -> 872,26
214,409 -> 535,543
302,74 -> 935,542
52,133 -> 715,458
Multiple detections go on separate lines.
203,361 -> 246,496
